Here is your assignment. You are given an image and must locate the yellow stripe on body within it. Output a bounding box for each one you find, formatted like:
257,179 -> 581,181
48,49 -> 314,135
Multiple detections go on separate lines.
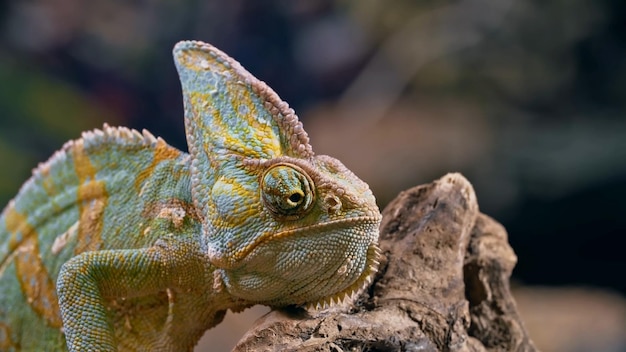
0,322 -> 18,349
133,138 -> 182,194
4,206 -> 62,328
72,142 -> 109,255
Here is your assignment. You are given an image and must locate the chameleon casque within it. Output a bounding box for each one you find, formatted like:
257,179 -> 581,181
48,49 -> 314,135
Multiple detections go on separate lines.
0,41 -> 381,351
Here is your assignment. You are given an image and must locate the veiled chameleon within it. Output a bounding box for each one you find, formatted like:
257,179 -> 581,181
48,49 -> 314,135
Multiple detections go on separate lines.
0,40 -> 381,351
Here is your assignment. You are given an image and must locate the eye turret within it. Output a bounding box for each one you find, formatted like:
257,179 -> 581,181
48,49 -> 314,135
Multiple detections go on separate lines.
261,164 -> 315,219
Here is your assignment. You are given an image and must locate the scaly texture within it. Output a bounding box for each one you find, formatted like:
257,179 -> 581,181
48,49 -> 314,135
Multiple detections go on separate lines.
0,41 -> 381,351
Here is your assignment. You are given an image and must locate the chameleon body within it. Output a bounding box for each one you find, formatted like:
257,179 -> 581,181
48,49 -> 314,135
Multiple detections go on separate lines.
0,41 -> 381,351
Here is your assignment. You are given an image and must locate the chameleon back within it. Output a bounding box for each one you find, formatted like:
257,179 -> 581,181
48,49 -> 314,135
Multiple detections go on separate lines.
0,126 -> 195,350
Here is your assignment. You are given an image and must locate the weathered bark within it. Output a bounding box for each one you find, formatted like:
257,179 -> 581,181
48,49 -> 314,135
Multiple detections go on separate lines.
233,173 -> 537,352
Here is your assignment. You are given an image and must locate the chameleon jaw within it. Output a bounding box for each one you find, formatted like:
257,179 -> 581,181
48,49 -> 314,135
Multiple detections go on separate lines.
213,215 -> 381,307
307,242 -> 381,310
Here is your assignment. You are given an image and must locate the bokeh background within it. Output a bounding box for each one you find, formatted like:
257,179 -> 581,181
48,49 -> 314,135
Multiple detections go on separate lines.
1,0 -> 625,351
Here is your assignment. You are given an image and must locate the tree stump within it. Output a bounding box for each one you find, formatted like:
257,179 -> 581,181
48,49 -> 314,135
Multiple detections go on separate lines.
233,173 -> 537,351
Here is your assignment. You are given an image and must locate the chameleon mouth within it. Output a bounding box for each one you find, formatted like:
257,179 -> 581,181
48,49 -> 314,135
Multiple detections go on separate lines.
231,215 -> 381,263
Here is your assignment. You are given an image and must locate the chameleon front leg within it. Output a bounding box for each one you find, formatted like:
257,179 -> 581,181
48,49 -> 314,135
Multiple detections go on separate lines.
56,237 -> 210,351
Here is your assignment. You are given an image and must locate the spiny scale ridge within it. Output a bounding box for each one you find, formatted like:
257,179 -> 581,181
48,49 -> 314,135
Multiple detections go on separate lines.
11,124 -> 163,204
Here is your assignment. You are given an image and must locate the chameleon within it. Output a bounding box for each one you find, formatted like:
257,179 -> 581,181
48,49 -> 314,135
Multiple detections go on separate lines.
0,40 -> 381,351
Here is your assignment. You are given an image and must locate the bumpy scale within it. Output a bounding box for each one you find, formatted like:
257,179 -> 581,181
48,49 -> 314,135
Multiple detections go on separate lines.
0,41 -> 381,351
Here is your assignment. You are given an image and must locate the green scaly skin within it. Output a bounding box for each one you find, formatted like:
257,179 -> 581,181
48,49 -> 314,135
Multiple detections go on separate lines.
0,41 -> 381,351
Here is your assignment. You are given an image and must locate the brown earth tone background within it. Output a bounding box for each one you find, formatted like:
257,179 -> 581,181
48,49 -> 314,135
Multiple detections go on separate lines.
0,0 -> 624,351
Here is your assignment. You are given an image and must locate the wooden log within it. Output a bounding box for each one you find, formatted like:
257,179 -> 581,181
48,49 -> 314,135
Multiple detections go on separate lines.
233,173 -> 537,352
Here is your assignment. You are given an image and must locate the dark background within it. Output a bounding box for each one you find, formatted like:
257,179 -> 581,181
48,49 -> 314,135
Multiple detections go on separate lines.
1,0 -> 625,350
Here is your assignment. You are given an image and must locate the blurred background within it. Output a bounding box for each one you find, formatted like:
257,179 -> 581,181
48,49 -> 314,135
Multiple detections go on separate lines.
1,0 -> 624,351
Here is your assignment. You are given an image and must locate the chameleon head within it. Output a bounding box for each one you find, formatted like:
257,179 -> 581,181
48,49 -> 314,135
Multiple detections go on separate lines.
213,155 -> 381,306
173,40 -> 381,307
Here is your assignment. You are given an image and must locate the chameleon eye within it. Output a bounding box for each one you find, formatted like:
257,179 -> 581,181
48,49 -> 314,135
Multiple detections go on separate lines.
261,164 -> 314,219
